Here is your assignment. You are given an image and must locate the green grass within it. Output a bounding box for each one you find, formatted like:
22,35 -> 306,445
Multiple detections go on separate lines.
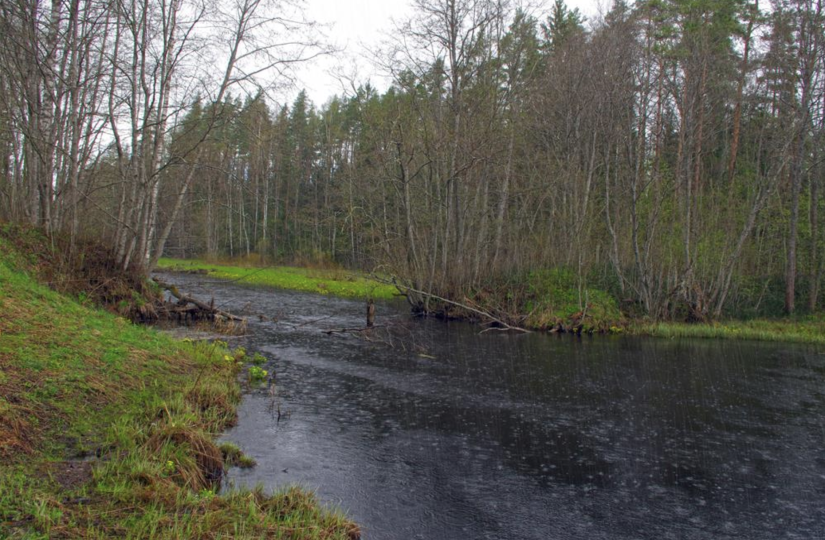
634,317 -> 825,345
0,237 -> 359,539
157,258 -> 398,300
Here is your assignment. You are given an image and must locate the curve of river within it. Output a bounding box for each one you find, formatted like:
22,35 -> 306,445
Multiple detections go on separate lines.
158,272 -> 825,539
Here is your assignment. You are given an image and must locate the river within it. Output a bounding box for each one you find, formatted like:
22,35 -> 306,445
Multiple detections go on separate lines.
158,272 -> 825,539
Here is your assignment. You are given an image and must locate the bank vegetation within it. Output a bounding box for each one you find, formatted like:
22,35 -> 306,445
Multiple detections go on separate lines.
0,227 -> 359,538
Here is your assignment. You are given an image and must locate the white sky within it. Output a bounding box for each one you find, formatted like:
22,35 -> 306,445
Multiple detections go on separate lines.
293,0 -> 605,107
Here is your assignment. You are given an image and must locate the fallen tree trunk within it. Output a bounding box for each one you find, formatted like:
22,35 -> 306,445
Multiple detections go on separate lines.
372,276 -> 531,334
153,278 -> 246,323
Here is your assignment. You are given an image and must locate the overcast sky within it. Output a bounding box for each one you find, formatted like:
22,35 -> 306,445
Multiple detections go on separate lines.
293,0 -> 605,106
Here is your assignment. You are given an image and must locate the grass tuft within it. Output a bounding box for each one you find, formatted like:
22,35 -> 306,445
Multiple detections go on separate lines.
220,442 -> 257,469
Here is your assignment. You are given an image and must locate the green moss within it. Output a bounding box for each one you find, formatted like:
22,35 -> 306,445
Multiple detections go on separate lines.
0,236 -> 359,539
157,257 -> 397,300
521,268 -> 623,331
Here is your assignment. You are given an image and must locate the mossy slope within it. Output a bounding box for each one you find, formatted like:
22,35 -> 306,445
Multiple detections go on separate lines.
420,268 -> 625,333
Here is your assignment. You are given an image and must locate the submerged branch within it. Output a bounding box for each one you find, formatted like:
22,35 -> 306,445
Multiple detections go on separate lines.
372,275 -> 531,334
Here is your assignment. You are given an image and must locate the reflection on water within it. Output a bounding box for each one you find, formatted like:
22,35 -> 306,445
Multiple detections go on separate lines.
158,273 -> 825,539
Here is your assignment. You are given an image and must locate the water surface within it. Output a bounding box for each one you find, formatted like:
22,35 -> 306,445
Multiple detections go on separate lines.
159,273 -> 825,539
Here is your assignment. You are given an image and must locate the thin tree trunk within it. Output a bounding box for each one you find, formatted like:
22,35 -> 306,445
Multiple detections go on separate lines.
785,15 -> 816,314
809,163 -> 819,312
727,2 -> 755,190
492,126 -> 515,270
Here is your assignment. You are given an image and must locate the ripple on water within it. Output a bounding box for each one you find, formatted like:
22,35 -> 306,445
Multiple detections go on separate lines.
155,273 -> 825,540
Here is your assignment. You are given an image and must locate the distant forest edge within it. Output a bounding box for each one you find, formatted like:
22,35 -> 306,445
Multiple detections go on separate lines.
1,0 -> 824,322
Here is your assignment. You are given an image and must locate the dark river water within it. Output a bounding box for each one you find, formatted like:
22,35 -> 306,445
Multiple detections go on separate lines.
157,273 -> 825,539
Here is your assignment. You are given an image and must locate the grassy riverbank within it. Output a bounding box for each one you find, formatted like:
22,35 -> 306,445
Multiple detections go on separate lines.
157,258 -> 398,300
157,257 -> 825,346
0,235 -> 359,538
420,270 -> 825,345
634,317 -> 825,346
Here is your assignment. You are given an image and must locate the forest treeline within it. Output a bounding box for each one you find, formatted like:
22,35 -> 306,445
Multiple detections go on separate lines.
1,0 -> 824,321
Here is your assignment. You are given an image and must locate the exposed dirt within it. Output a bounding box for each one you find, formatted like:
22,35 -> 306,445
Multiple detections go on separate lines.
51,459 -> 95,491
